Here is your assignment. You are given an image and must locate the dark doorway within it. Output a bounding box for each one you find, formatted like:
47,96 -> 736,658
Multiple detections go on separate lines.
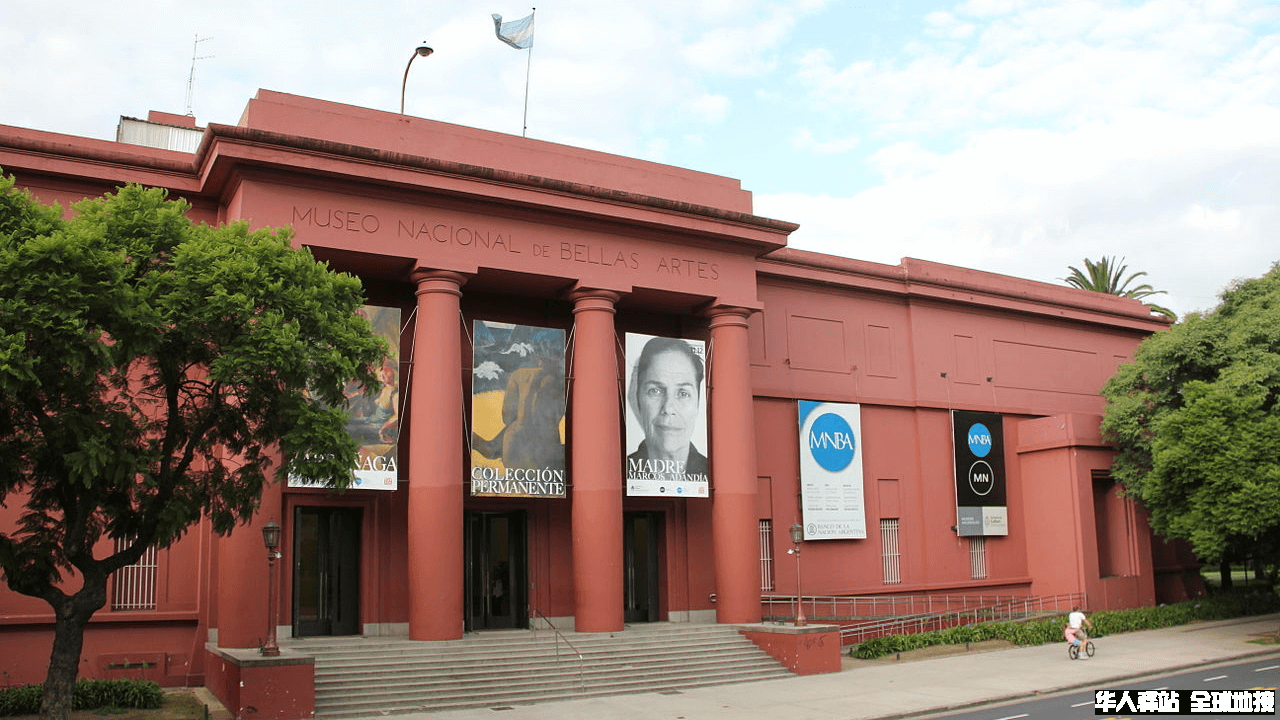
292,506 -> 362,637
624,512 -> 661,623
465,511 -> 527,631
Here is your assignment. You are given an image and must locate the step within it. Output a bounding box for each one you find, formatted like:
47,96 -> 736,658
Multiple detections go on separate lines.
315,648 -> 781,675
305,624 -> 792,717
316,668 -> 791,718
311,638 -> 761,669
314,655 -> 786,696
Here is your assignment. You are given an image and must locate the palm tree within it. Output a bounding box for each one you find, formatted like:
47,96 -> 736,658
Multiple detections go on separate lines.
1064,256 -> 1176,320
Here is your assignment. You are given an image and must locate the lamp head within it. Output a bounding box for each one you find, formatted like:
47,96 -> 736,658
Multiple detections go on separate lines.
416,44 -> 434,57
262,520 -> 282,551
789,523 -> 804,544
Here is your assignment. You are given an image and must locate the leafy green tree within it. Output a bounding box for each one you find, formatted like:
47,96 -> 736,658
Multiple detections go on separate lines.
1101,263 -> 1280,571
0,175 -> 385,720
1064,255 -> 1177,319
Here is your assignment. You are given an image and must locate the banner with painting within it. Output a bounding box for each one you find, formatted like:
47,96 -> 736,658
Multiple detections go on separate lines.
623,333 -> 709,498
797,400 -> 867,540
470,321 -> 567,498
288,304 -> 401,490
952,409 -> 1008,536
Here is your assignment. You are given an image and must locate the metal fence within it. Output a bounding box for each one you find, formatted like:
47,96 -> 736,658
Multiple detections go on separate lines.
761,592 -> 1086,645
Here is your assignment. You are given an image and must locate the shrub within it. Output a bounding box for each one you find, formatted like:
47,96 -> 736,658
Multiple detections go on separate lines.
0,678 -> 163,716
0,685 -> 42,717
849,592 -> 1280,660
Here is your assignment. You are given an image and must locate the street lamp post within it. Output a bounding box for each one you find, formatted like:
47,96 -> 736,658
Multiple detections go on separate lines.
787,522 -> 807,627
261,521 -> 282,656
400,43 -> 434,114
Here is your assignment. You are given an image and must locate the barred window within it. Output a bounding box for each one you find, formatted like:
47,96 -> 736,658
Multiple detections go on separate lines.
880,518 -> 901,585
110,538 -> 157,611
969,536 -> 988,579
759,519 -> 775,592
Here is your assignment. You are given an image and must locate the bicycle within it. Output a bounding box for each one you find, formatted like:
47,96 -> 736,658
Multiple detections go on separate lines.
1067,629 -> 1095,659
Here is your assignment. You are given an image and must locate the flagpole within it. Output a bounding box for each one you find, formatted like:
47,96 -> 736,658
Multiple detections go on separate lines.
522,8 -> 535,137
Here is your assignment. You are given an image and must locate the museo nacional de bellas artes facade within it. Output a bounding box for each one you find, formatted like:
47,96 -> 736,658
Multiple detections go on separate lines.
0,91 -> 1200,718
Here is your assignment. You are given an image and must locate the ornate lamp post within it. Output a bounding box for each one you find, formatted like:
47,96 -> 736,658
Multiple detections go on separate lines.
787,522 -> 806,627
400,43 -> 434,114
261,520 -> 283,656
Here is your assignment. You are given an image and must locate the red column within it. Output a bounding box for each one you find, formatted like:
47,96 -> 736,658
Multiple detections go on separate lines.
215,489 -> 283,648
407,269 -> 467,640
707,306 -> 762,624
568,288 -> 624,632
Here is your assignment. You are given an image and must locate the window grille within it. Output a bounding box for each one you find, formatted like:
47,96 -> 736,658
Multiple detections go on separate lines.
969,536 -> 988,579
759,519 -> 775,592
110,538 -> 157,611
880,518 -> 901,585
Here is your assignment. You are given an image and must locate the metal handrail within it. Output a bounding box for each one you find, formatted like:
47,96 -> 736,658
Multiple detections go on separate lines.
759,592 -> 1086,644
530,608 -> 585,692
762,592 -> 1084,622
837,592 -> 1085,644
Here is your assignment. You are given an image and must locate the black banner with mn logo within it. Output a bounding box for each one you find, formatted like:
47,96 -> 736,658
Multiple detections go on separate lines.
952,410 -> 1008,536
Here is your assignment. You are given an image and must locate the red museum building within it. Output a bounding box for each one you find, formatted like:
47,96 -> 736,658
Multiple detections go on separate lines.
0,91 -> 1201,712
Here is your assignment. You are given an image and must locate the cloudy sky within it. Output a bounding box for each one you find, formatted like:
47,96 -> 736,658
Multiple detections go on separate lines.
4,0 -> 1278,317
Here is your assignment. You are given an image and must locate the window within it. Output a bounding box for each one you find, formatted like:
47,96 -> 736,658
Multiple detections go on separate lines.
880,518 -> 901,584
110,538 -> 157,611
759,520 -> 775,592
969,536 -> 988,579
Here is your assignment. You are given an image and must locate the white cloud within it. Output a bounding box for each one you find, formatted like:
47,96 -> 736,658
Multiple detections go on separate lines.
687,94 -> 732,123
925,10 -> 979,39
790,128 -> 861,155
759,103 -> 1280,317
748,0 -> 1280,317
1181,205 -> 1242,232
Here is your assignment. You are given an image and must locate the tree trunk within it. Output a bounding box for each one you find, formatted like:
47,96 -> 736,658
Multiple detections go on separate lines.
1219,560 -> 1233,590
40,578 -> 107,720
41,605 -> 88,720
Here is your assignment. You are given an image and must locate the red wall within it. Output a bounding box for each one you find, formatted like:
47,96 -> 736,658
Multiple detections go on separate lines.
0,505 -> 210,686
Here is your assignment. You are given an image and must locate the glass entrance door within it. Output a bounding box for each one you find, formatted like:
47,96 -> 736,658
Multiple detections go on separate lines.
292,506 -> 362,637
623,512 -> 660,623
465,511 -> 527,631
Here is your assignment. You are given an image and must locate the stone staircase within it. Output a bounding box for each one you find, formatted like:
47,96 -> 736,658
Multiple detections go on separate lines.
293,623 -> 793,717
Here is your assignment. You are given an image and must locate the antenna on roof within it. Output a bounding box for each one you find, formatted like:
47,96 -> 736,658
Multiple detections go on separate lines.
184,34 -> 214,118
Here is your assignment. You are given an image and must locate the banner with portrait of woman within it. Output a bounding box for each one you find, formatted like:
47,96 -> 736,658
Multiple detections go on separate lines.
624,332 -> 709,498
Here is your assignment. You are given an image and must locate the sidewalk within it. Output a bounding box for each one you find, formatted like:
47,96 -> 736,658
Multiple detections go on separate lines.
387,613 -> 1280,720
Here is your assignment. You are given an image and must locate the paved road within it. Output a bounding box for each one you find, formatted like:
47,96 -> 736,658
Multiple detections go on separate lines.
915,656 -> 1280,720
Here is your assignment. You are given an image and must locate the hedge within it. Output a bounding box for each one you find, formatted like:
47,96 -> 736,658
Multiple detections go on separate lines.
0,678 -> 164,716
850,591 -> 1280,660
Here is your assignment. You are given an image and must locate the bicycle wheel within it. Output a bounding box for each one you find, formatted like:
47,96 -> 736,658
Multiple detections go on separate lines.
1085,641 -> 1094,658
1068,643 -> 1079,660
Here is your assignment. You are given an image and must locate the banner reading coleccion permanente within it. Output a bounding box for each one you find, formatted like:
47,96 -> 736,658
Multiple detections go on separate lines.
470,321 -> 567,498
952,410 -> 1008,536
798,400 -> 866,540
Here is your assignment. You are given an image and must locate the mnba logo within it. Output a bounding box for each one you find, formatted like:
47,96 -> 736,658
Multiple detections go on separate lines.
808,412 -> 856,472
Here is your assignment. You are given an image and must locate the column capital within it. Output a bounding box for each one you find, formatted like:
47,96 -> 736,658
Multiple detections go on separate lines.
410,268 -> 469,297
565,285 -> 622,314
703,304 -> 756,330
